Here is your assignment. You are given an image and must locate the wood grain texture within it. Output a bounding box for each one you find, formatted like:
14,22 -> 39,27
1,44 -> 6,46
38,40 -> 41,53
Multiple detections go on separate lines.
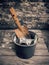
0,30 -> 49,65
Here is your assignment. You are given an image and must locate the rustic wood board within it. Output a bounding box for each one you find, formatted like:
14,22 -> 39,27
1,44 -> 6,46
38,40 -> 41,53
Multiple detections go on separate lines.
0,30 -> 49,65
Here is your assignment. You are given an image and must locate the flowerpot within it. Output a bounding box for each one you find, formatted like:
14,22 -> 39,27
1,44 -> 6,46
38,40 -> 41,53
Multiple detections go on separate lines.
13,31 -> 37,59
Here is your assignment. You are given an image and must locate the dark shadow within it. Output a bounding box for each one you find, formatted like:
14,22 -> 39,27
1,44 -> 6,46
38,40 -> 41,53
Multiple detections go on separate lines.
31,22 -> 49,30
0,20 -> 17,30
28,0 -> 38,2
44,3 -> 49,9
0,18 -> 24,30
36,22 -> 49,30
0,0 -> 49,2
0,58 -> 4,65
0,0 -> 22,3
44,3 -> 49,14
43,0 -> 49,2
42,30 -> 49,52
36,21 -> 49,51
0,61 -> 4,65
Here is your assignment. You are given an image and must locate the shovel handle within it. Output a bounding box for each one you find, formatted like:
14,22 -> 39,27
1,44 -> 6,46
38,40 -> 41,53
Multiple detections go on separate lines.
10,7 -> 23,32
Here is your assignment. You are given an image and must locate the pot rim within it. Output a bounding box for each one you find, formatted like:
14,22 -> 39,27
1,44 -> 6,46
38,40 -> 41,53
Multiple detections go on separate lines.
12,31 -> 38,47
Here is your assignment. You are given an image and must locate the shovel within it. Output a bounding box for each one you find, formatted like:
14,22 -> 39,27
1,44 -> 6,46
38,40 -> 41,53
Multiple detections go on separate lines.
10,7 -> 32,45
10,7 -> 29,38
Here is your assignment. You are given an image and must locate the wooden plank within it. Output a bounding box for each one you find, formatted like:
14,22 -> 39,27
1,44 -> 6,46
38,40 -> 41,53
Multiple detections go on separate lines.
0,49 -> 16,56
34,50 -> 49,56
37,38 -> 45,44
0,56 -> 49,65
0,36 -> 47,50
36,42 -> 47,49
29,30 -> 42,33
29,30 -> 44,38
0,42 -> 47,50
36,33 -> 44,38
29,30 -> 49,38
41,30 -> 49,37
0,48 -> 49,56
0,37 -> 47,50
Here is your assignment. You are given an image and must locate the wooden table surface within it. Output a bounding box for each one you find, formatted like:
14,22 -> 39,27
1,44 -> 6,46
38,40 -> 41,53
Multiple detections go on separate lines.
0,30 -> 49,65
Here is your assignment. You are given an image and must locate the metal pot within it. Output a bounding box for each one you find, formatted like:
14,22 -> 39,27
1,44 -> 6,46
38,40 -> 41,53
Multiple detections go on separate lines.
13,31 -> 37,59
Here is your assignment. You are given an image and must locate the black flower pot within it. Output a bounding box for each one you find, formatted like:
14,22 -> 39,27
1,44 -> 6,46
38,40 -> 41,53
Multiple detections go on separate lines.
13,31 -> 37,59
